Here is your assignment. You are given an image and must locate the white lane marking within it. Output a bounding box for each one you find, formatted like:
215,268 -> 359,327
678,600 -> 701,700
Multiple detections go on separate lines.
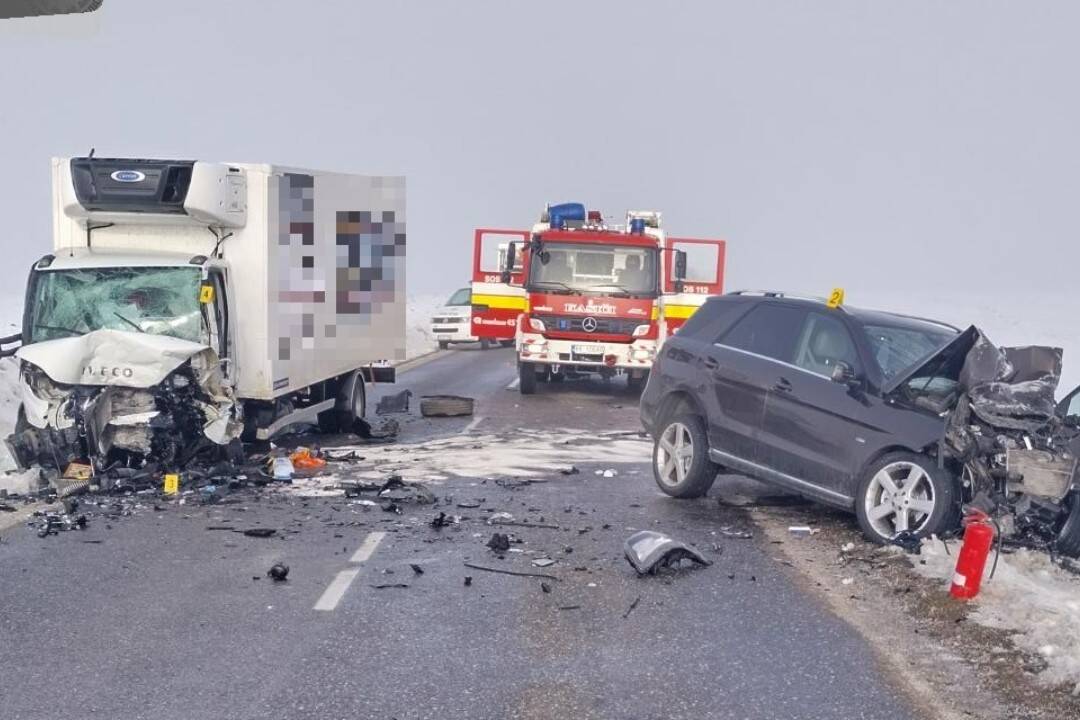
314,531 -> 386,612
506,378 -> 520,390
350,530 -> 386,563
313,568 -> 361,612
461,415 -> 484,434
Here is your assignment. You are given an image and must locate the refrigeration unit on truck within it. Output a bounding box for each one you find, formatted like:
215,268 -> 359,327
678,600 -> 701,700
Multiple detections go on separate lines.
474,203 -> 726,394
1,156 -> 406,473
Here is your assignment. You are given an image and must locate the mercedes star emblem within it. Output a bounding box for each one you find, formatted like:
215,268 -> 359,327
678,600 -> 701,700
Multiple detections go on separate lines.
581,317 -> 598,332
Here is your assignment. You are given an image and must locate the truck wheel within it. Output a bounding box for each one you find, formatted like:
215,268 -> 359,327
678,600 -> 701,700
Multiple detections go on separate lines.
652,413 -> 717,498
438,340 -> 449,350
480,339 -> 492,350
854,452 -> 958,545
318,372 -> 365,433
500,340 -> 515,348
1054,492 -> 1080,558
628,372 -> 649,393
519,362 -> 537,395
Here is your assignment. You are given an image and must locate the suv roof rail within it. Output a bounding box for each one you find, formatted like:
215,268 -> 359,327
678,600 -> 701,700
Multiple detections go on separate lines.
726,290 -> 830,303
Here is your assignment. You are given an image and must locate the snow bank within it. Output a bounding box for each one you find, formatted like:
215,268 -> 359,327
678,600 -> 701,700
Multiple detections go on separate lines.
405,292 -> 446,360
912,538 -> 1080,691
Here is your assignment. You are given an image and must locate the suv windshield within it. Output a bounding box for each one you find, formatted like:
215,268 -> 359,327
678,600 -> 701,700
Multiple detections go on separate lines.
29,267 -> 206,344
446,288 -> 471,306
862,321 -> 956,384
528,242 -> 658,296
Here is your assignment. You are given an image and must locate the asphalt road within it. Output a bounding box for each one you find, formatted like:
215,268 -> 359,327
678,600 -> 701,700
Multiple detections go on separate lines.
0,346 -> 919,720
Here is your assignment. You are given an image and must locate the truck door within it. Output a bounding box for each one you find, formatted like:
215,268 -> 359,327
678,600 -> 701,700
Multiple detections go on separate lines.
471,229 -> 528,342
662,237 -> 726,334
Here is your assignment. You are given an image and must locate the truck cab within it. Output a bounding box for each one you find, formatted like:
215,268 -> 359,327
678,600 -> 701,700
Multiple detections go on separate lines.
486,203 -> 725,395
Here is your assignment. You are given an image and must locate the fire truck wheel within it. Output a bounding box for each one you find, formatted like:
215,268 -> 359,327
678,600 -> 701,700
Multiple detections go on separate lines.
652,413 -> 717,498
519,362 -> 538,395
500,340 -> 515,348
854,452 -> 958,545
480,339 -> 492,350
627,372 -> 648,393
438,341 -> 449,350
1054,492 -> 1080,558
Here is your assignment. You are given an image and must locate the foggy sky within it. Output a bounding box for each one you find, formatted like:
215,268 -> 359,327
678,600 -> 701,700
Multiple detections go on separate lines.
1,1 -> 1077,299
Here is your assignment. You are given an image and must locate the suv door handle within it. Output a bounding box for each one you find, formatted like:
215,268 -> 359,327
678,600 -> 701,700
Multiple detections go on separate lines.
703,357 -> 719,371
772,377 -> 792,393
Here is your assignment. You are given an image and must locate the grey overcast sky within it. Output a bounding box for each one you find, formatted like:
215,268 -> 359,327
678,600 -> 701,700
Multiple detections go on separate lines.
1,1 -> 1077,298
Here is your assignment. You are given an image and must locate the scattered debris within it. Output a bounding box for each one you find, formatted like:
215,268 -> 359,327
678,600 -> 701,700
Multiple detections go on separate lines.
242,528 -> 277,538
409,563 -> 424,575
718,527 -> 753,540
890,530 -> 923,555
271,457 -> 294,481
456,500 -> 481,508
288,447 -> 326,471
788,526 -> 819,537
540,581 -> 552,594
486,533 -> 511,553
532,557 -> 556,568
624,530 -> 712,576
594,469 -> 618,478
558,605 -> 581,611
429,512 -> 454,529
371,583 -> 410,589
378,475 -> 435,504
463,562 -> 559,581
560,466 -> 580,476
376,389 -> 413,415
622,596 -> 641,619
267,563 -> 289,582
464,576 -> 473,587
419,395 -> 475,418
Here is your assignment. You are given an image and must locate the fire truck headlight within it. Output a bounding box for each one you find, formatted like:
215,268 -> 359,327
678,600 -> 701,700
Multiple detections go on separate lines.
633,348 -> 654,361
632,324 -> 651,337
529,317 -> 546,332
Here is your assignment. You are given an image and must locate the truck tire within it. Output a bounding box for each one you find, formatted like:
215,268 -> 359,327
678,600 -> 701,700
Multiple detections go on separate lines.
854,452 -> 959,545
652,413 -> 717,498
1054,492 -> 1080,558
519,362 -> 537,395
500,340 -> 515,348
480,338 -> 492,350
628,372 -> 649,393
438,340 -> 449,350
318,371 -> 366,433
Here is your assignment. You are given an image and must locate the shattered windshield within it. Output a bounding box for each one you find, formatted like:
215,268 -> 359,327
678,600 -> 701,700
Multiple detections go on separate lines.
28,267 -> 206,344
446,288 -> 471,306
862,322 -> 957,384
527,242 -> 658,296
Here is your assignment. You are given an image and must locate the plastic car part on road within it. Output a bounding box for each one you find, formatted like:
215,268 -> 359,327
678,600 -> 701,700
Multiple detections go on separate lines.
623,530 -> 712,575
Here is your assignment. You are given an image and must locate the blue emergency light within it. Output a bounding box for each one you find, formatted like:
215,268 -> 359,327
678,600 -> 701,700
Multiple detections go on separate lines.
548,202 -> 586,230
630,217 -> 646,235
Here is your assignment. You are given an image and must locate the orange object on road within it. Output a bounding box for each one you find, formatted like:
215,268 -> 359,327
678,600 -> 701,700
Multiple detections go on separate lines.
950,510 -> 995,601
289,447 -> 326,471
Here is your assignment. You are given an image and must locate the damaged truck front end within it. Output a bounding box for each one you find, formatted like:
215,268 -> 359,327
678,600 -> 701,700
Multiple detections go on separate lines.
895,328 -> 1080,555
6,329 -> 241,481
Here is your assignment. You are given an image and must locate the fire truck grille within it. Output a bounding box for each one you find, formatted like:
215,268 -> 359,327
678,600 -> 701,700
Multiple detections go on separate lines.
534,315 -> 641,335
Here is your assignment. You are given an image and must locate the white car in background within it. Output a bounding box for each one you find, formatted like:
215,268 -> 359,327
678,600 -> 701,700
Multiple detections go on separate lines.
431,287 -> 486,350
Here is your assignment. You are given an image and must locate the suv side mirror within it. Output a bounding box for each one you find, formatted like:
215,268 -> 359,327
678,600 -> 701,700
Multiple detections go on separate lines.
831,361 -> 858,387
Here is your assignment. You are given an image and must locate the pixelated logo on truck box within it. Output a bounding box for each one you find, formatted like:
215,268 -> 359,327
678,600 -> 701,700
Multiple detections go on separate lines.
1,1 -> 103,19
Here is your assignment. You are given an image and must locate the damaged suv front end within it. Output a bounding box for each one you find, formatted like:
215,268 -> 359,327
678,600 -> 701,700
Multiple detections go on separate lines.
894,328 -> 1080,555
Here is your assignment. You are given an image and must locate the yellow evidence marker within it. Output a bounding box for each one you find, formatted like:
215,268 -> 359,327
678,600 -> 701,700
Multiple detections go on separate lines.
163,474 -> 179,494
199,284 -> 215,304
826,287 -> 845,309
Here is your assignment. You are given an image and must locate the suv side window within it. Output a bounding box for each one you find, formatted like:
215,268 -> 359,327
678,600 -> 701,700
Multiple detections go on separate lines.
718,304 -> 807,363
792,312 -> 860,378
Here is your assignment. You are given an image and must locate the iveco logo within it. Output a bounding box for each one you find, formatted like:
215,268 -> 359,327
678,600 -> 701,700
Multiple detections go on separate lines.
110,170 -> 146,183
581,317 -> 598,332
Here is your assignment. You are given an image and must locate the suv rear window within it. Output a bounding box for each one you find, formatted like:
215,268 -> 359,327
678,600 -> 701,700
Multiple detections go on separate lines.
718,304 -> 806,363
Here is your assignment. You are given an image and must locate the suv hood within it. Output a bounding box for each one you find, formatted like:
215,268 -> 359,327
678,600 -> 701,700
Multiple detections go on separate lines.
882,325 -> 979,396
16,329 -> 211,388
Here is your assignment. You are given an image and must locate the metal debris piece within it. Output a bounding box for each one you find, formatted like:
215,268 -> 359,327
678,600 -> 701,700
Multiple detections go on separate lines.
622,596 -> 641,619
409,563 -> 424,575
788,526 -> 818,537
540,581 -> 552,594
267,563 -> 289,582
371,583 -> 410,589
624,530 -> 712,576
560,466 -> 580,476
430,512 -> 453,529
464,575 -> 473,586
419,395 -> 475,418
531,557 -> 556,568
376,389 -> 413,415
456,499 -> 481,508
462,562 -> 558,581
487,532 -> 511,553
241,528 -> 277,538
889,530 -> 922,555
718,527 -> 753,540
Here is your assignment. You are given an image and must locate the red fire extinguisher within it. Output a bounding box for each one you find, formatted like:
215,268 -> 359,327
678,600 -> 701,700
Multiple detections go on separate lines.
950,509 -> 996,601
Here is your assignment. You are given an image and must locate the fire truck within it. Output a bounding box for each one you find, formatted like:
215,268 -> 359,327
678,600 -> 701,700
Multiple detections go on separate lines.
471,203 -> 726,394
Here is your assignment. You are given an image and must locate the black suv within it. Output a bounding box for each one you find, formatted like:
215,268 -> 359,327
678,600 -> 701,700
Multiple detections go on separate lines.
640,291 -> 968,544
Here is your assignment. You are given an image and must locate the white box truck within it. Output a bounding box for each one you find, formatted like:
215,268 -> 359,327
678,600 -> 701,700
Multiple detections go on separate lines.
3,156 -> 406,473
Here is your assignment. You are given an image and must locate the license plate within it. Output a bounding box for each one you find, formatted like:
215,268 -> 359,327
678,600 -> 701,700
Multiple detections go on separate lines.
432,328 -> 454,333
572,344 -> 605,355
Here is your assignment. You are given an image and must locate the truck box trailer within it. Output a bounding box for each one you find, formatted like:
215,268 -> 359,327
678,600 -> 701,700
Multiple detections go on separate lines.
3,156 -> 406,473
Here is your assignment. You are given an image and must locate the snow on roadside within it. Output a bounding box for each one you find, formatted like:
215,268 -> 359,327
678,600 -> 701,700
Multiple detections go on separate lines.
911,538 -> 1080,691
